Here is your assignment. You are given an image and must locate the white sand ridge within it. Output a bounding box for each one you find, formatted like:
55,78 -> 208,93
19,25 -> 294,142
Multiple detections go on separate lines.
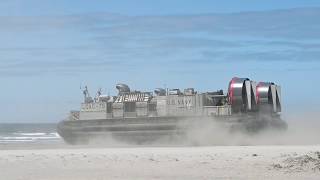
273,151 -> 320,172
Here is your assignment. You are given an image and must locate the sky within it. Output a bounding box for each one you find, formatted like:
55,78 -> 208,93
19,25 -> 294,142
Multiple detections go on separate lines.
0,1 -> 320,122
2,0 -> 320,16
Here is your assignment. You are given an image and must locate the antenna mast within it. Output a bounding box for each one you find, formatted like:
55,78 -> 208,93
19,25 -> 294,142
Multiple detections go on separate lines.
82,86 -> 90,103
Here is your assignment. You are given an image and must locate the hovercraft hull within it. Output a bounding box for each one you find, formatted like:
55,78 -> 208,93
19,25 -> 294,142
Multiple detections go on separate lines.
57,115 -> 287,145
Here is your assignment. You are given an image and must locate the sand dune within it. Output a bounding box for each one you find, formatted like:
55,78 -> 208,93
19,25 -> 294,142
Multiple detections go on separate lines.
0,145 -> 319,180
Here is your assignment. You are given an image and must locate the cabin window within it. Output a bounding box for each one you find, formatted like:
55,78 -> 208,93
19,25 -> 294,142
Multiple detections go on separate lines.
107,102 -> 113,113
124,102 -> 136,112
148,104 -> 156,112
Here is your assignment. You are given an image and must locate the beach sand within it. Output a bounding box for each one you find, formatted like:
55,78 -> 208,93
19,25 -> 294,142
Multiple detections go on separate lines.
0,145 -> 320,180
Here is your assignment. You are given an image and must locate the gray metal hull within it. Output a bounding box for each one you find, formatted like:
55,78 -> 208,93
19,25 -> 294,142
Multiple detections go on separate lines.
57,115 -> 287,145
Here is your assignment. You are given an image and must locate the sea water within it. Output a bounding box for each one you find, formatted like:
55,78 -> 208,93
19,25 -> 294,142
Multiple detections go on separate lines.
0,123 -> 60,143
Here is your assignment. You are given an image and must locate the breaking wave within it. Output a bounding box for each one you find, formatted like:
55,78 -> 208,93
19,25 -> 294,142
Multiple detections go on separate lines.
0,123 -> 61,143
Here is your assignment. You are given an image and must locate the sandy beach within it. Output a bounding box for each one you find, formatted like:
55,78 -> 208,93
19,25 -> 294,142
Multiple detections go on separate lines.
0,145 -> 319,180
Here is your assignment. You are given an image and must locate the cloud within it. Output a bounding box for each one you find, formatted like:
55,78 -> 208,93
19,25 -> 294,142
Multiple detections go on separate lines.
92,7 -> 320,39
0,7 -> 320,77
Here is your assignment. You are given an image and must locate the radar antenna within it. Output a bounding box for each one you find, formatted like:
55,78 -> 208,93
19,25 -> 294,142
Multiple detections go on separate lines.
95,88 -> 102,102
82,86 -> 91,103
97,88 -> 102,97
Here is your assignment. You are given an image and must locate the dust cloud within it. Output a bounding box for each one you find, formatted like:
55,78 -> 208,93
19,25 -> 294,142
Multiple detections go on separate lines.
69,111 -> 320,147
181,112 -> 320,146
